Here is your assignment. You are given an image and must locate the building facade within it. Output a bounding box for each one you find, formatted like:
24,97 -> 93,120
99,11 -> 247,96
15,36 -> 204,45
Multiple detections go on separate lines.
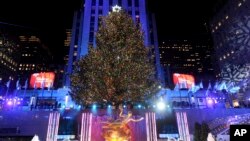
210,0 -> 250,95
17,35 -> 52,81
0,22 -> 52,95
65,0 -> 161,86
0,32 -> 19,83
159,39 -> 214,87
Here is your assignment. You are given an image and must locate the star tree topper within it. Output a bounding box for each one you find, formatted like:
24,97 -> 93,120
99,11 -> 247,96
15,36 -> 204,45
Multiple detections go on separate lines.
112,5 -> 122,12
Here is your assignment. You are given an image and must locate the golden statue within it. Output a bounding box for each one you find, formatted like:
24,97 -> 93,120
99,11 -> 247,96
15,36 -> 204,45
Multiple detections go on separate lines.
101,106 -> 144,141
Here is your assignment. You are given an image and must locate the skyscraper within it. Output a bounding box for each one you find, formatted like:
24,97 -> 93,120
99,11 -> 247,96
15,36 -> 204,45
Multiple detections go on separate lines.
65,0 -> 161,86
159,39 -> 214,86
210,0 -> 250,88
17,35 -> 52,81
0,22 -> 52,92
0,31 -> 19,84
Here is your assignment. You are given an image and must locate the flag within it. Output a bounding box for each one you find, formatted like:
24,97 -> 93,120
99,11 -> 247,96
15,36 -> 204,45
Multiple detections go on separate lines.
213,81 -> 219,91
188,83 -> 195,92
41,77 -> 46,89
207,81 -> 212,90
218,81 -> 227,91
34,81 -> 37,89
24,79 -> 28,89
174,82 -> 180,91
179,80 -> 188,89
16,79 -> 20,90
199,81 -> 203,89
6,79 -> 11,88
48,81 -> 53,91
205,82 -> 211,97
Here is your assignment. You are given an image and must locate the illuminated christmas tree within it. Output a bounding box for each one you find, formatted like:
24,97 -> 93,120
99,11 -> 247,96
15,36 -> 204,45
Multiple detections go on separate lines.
70,8 -> 159,106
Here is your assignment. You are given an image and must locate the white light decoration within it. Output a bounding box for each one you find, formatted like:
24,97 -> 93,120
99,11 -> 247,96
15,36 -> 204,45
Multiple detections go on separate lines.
112,5 -> 121,12
157,101 -> 165,110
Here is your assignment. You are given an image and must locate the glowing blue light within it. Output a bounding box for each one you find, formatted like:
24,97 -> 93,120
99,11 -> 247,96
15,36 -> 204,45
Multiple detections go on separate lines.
157,101 -> 165,110
62,105 -> 66,109
138,104 -> 142,108
108,105 -> 111,108
93,104 -> 97,109
123,105 -> 126,108
78,105 -> 81,109
153,105 -> 156,108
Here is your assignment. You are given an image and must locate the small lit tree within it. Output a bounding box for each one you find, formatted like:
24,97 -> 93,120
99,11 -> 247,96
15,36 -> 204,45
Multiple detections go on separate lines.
70,9 -> 159,106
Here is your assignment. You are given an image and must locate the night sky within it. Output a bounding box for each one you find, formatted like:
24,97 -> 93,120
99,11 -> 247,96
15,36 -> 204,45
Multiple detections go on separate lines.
0,0 -> 221,64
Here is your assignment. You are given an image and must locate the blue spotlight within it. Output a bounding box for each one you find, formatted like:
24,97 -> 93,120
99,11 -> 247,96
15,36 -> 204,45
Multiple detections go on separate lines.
108,105 -> 111,108
123,105 -> 126,108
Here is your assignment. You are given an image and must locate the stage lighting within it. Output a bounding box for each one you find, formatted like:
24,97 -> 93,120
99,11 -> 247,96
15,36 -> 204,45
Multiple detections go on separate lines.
157,101 -> 165,110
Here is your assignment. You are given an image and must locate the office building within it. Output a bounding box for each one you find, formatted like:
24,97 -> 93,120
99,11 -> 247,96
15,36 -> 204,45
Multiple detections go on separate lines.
0,22 -> 52,93
210,0 -> 250,93
0,32 -> 19,83
159,39 -> 214,86
17,35 -> 52,80
65,0 -> 161,86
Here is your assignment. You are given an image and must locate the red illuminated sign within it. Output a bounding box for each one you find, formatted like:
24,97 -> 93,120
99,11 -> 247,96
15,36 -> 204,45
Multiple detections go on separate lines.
173,73 -> 195,89
30,72 -> 55,88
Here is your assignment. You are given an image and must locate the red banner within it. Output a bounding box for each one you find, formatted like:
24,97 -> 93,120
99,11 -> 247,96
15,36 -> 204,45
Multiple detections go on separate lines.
173,73 -> 195,89
30,72 -> 55,88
